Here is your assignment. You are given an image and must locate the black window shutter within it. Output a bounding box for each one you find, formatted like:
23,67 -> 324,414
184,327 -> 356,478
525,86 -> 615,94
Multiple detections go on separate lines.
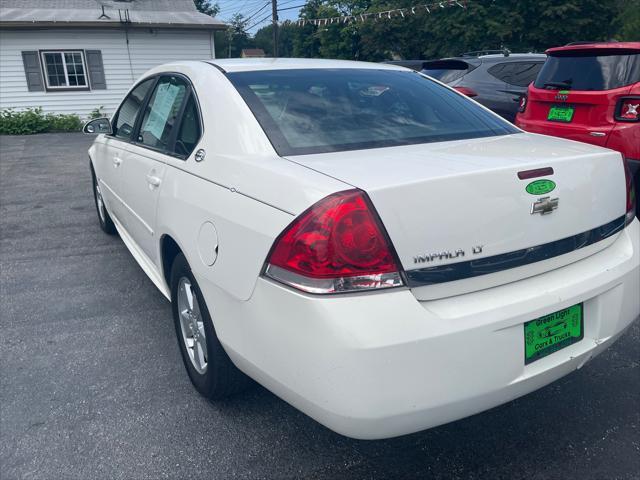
86,50 -> 107,90
21,51 -> 44,92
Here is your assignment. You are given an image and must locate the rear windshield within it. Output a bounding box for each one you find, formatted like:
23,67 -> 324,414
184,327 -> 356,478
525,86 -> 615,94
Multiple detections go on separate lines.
534,51 -> 640,91
227,69 -> 516,156
421,60 -> 473,83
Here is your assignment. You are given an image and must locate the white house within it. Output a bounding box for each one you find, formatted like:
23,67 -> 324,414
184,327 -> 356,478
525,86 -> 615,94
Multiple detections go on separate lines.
0,0 -> 225,117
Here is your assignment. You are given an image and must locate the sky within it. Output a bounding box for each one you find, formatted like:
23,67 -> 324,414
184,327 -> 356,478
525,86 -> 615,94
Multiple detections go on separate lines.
215,0 -> 303,33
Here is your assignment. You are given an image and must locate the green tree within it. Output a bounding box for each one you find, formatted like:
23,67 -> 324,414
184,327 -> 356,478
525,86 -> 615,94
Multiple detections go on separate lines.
615,0 -> 640,40
217,13 -> 254,58
254,24 -> 297,56
267,0 -> 629,61
193,0 -> 220,17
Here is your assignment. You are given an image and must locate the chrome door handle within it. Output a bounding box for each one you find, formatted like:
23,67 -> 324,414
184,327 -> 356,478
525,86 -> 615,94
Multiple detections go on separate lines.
146,174 -> 162,187
113,157 -> 122,167
589,132 -> 606,137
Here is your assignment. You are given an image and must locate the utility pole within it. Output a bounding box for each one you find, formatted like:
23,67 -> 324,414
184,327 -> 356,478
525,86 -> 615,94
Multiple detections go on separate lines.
271,0 -> 278,57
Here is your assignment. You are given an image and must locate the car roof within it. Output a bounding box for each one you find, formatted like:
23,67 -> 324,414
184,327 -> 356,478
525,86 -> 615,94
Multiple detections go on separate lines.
207,58 -> 408,73
424,54 -> 545,67
478,53 -> 546,61
546,42 -> 640,54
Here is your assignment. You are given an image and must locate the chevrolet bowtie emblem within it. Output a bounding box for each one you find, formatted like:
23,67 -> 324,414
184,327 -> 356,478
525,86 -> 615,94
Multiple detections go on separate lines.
531,196 -> 559,215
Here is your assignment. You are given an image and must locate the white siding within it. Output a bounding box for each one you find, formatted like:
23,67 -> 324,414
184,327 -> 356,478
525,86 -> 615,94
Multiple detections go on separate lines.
0,28 -> 215,117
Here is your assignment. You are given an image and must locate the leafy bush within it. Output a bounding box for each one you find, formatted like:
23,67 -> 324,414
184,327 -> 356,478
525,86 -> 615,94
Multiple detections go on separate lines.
89,105 -> 105,119
0,107 -> 83,135
0,108 -> 49,134
45,112 -> 83,132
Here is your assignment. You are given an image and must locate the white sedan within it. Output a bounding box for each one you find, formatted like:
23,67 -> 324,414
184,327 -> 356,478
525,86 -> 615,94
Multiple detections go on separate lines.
84,58 -> 639,440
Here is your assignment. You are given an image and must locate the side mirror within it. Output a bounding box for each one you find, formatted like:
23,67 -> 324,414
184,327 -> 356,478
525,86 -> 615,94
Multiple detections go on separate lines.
83,117 -> 112,135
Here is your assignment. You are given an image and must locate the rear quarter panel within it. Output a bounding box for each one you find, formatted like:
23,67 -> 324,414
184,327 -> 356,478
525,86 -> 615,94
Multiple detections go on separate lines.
151,62 -> 349,302
156,166 -> 293,302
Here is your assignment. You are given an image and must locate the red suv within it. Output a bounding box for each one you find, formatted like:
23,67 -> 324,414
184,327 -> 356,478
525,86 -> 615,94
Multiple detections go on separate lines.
516,42 -> 639,210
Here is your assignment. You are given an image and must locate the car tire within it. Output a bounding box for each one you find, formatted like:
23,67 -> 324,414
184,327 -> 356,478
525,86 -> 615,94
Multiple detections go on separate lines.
91,165 -> 117,235
170,253 -> 251,399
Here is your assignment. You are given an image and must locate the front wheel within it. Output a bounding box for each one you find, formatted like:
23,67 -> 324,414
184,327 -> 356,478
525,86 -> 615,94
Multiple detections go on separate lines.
170,253 -> 251,399
91,166 -> 116,235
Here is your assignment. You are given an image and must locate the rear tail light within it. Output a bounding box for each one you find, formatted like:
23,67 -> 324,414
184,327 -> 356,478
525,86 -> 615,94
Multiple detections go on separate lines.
264,189 -> 404,294
518,95 -> 527,113
454,86 -> 478,98
623,158 -> 636,226
615,97 -> 640,122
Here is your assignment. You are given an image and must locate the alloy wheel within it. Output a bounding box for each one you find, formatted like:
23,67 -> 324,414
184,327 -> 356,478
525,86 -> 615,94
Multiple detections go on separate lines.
177,277 -> 208,374
94,179 -> 106,223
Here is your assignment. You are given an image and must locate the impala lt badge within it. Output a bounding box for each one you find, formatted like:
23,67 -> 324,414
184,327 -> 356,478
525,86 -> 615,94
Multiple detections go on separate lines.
531,196 -> 559,215
413,245 -> 483,264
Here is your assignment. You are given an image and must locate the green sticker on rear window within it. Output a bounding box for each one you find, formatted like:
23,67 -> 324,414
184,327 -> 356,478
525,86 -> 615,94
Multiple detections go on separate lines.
526,179 -> 556,195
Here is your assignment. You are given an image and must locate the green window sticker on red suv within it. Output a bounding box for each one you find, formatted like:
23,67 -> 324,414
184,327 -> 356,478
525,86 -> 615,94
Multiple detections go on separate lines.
526,179 -> 556,195
524,304 -> 584,364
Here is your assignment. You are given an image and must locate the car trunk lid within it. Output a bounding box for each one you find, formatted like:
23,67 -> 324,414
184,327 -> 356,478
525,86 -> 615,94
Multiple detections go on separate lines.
285,133 -> 627,300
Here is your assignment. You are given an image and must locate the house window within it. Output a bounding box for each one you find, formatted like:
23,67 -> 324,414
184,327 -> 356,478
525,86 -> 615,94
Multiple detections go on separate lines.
40,51 -> 88,89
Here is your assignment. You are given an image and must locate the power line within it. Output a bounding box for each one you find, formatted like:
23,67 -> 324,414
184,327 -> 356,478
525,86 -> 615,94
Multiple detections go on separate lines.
244,1 -> 271,23
245,12 -> 273,31
278,3 -> 304,12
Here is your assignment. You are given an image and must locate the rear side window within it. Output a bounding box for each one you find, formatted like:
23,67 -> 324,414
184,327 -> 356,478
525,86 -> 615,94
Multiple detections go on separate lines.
534,51 -> 640,91
175,96 -> 201,157
113,78 -> 155,140
421,60 -> 474,83
138,76 -> 188,152
228,69 -> 517,156
488,62 -> 544,87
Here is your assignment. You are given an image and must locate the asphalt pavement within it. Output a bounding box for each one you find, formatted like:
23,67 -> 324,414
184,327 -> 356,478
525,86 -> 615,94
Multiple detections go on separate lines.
1,133 -> 639,480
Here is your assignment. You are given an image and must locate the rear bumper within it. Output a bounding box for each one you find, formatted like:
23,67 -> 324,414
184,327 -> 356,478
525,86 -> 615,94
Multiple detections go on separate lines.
515,117 -> 604,146
211,220 -> 640,439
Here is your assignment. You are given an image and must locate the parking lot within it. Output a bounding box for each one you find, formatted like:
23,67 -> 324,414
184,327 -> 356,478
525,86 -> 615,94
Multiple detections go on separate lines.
0,132 -> 639,479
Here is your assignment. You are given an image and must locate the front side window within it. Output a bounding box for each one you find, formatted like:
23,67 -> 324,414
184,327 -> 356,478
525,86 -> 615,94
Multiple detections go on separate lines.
113,78 -> 155,140
41,51 -> 87,89
228,69 -> 517,156
138,76 -> 188,152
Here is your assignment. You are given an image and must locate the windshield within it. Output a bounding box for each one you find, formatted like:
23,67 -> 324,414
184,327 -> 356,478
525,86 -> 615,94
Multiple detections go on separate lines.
534,52 -> 640,91
227,69 -> 516,156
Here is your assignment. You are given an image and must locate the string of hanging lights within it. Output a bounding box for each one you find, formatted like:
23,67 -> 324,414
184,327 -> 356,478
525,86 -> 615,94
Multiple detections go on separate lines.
281,0 -> 468,27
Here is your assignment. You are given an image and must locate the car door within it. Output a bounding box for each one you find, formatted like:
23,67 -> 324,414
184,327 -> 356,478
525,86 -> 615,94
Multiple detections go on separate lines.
118,74 -> 190,266
98,77 -> 156,223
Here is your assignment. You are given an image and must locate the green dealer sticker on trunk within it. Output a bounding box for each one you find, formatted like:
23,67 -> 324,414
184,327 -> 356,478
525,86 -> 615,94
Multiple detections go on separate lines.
526,179 -> 556,195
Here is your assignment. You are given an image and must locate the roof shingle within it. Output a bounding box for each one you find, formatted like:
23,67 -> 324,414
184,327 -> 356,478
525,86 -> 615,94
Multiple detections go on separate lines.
0,0 -> 225,28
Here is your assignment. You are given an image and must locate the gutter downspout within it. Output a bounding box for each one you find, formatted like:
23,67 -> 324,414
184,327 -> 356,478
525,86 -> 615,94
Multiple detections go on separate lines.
119,9 -> 135,82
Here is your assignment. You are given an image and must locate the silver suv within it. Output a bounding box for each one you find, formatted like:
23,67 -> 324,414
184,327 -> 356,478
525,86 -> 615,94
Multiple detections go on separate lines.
421,52 -> 546,122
